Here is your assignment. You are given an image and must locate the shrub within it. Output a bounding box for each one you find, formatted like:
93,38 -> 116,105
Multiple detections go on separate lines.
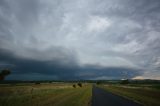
77,82 -> 82,87
73,84 -> 76,88
0,69 -> 11,81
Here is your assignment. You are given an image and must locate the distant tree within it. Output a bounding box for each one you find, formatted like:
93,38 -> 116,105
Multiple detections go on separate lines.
120,79 -> 129,84
73,84 -> 76,88
48,81 -> 52,83
0,69 -> 11,81
96,81 -> 101,85
77,82 -> 82,87
35,82 -> 41,85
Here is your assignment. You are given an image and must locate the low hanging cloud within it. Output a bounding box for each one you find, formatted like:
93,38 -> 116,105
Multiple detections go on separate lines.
0,0 -> 160,80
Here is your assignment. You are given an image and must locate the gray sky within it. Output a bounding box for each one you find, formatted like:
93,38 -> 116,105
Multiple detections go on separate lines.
0,0 -> 160,80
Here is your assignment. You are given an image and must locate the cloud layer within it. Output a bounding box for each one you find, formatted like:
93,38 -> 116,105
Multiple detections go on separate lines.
0,0 -> 160,80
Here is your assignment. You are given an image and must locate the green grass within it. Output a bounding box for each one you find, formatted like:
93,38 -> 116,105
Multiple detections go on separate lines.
0,83 -> 92,106
99,84 -> 160,106
128,84 -> 160,90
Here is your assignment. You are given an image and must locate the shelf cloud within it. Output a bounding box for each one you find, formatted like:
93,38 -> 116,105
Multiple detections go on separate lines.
0,0 -> 160,80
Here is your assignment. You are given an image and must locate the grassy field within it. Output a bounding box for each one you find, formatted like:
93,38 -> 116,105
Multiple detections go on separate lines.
99,84 -> 160,106
0,83 -> 92,106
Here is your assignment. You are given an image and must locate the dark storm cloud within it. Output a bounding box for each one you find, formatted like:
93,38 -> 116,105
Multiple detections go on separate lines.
0,48 -> 141,80
0,0 -> 160,80
76,65 -> 142,80
0,48 -> 79,80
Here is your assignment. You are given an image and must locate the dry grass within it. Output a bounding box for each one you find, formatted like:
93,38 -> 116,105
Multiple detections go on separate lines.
0,83 -> 92,106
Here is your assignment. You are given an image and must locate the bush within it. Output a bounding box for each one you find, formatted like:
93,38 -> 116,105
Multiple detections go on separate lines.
73,84 -> 76,88
77,82 -> 82,87
0,69 -> 11,81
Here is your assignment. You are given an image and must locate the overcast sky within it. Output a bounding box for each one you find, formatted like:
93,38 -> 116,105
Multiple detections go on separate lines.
0,0 -> 160,80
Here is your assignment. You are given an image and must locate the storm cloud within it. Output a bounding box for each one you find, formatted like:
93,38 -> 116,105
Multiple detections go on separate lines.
0,0 -> 160,80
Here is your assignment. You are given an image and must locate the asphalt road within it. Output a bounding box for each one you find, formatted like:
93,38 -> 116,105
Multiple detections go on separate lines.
92,86 -> 142,106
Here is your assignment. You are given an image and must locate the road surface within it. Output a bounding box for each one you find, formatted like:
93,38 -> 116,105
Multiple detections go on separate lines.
92,86 -> 142,106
